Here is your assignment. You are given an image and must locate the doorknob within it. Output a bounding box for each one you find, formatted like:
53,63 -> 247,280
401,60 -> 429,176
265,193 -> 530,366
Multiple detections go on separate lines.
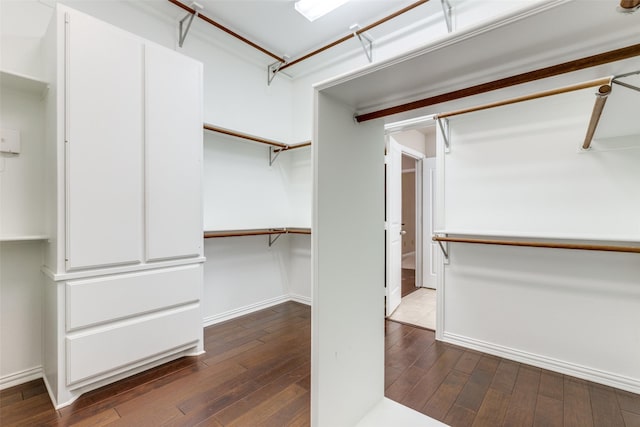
400,230 -> 407,235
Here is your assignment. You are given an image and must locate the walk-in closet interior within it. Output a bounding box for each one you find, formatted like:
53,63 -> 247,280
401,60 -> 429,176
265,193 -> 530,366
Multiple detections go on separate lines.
1,0 -> 639,425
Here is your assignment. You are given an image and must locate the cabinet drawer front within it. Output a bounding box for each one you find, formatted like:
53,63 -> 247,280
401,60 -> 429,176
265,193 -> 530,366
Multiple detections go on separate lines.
66,264 -> 202,331
66,305 -> 201,385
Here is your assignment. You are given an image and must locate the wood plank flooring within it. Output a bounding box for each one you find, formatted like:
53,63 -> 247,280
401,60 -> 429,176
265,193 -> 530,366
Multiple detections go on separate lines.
1,301 -> 639,426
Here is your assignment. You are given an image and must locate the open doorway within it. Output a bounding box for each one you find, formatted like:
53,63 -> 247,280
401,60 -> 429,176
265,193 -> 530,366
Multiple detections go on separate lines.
385,118 -> 437,330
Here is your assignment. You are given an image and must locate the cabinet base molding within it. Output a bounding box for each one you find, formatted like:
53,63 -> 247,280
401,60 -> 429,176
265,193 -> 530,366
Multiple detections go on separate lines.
43,347 -> 199,409
442,332 -> 640,395
0,366 -> 43,390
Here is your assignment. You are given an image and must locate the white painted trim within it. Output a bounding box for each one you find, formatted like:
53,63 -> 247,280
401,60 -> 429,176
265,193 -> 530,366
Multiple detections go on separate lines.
385,115 -> 437,135
202,295 -> 291,327
42,257 -> 206,281
0,366 -> 43,390
442,332 -> 640,395
314,0 -> 569,92
288,294 -> 312,306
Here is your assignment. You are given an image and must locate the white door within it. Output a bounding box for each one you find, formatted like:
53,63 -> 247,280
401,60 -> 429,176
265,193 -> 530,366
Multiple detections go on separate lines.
423,157 -> 437,289
145,45 -> 203,261
386,137 -> 402,316
66,11 -> 144,270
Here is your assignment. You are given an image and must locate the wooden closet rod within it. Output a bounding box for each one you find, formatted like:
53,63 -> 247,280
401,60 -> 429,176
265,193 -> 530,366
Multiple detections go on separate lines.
280,0 -> 430,71
204,124 -> 312,150
437,78 -> 612,119
433,236 -> 640,254
582,84 -> 612,150
355,42 -> 640,122
168,0 -> 284,62
204,228 -> 311,238
169,0 -> 429,69
620,0 -> 640,10
204,124 -> 287,148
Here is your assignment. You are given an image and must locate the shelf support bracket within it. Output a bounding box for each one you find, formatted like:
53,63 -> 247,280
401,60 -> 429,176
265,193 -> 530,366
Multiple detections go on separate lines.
269,232 -> 283,247
350,24 -> 373,63
436,117 -> 450,152
612,79 -> 640,93
178,2 -> 203,48
441,0 -> 454,33
268,61 -> 283,85
435,238 -> 449,262
269,146 -> 288,166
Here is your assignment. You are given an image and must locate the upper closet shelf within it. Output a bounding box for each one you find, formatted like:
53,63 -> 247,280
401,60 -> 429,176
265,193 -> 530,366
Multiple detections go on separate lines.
0,235 -> 49,242
203,123 -> 311,166
0,70 -> 48,96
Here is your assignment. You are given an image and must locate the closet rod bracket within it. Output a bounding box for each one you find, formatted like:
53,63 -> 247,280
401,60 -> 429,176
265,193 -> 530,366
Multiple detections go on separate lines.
441,0 -> 454,33
269,145 -> 288,166
434,236 -> 450,263
269,232 -> 283,247
178,2 -> 203,47
436,117 -> 451,152
350,24 -> 374,63
267,56 -> 288,86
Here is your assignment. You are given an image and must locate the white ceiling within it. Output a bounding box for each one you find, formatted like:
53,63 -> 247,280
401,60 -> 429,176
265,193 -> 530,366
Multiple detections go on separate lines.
189,0 -> 422,60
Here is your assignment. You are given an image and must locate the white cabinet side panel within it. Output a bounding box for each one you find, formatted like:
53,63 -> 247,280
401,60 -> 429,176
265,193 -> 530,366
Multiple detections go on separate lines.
66,11 -> 143,270
145,45 -> 203,261
66,305 -> 200,385
313,92 -> 385,427
66,264 -> 202,331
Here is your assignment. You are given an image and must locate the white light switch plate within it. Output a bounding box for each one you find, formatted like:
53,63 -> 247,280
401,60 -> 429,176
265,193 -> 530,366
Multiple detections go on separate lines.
1,128 -> 21,154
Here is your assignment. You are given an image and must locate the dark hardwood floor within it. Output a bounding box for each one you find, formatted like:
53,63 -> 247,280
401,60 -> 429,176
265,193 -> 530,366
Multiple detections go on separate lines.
2,302 -> 639,426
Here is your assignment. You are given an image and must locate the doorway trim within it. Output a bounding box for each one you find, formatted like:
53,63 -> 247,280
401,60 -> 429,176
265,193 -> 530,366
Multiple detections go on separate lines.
385,115 -> 437,294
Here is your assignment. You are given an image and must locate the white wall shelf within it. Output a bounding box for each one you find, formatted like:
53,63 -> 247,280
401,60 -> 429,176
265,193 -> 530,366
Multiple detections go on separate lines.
0,70 -> 48,95
0,235 -> 49,242
204,123 -> 311,166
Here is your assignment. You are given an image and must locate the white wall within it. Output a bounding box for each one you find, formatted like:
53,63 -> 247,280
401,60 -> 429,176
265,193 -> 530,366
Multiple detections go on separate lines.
0,242 -> 43,387
438,87 -> 640,392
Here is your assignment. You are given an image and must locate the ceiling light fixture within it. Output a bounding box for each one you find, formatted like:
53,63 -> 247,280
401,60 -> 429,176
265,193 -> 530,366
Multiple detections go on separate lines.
294,0 -> 351,22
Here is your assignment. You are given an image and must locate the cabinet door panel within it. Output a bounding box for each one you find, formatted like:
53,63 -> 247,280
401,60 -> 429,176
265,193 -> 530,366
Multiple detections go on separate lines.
66,12 -> 143,270
145,45 -> 202,261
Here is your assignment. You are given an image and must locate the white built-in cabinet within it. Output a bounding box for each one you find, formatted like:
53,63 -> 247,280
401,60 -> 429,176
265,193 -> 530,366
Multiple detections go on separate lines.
42,5 -> 204,408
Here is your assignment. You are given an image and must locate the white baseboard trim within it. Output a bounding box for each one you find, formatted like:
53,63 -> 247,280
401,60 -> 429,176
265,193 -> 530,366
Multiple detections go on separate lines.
442,332 -> 640,395
0,366 -> 43,390
202,295 -> 291,327
288,294 -> 312,306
